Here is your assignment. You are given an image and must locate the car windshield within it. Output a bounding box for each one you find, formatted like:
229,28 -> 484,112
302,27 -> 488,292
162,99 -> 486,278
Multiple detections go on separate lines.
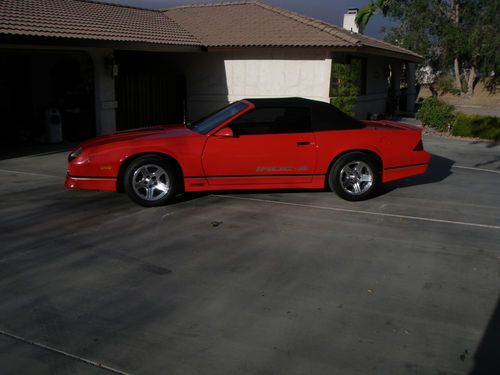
189,101 -> 248,134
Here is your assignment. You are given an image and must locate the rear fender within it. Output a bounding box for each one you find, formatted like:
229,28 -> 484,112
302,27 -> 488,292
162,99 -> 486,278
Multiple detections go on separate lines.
324,147 -> 383,188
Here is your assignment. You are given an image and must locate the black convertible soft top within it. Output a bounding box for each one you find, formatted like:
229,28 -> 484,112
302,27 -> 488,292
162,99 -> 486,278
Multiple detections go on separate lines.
245,97 -> 365,131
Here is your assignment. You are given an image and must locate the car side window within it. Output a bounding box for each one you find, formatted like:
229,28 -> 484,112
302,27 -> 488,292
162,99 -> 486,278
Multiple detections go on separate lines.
230,107 -> 311,136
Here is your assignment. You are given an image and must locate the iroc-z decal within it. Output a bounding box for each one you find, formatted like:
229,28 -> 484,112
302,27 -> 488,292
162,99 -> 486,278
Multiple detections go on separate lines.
256,166 -> 309,172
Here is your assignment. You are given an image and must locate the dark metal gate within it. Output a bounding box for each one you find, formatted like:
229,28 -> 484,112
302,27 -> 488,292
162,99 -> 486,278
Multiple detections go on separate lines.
115,71 -> 186,130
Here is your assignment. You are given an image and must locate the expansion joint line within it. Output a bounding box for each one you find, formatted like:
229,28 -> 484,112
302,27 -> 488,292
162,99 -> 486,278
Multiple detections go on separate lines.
0,329 -> 130,375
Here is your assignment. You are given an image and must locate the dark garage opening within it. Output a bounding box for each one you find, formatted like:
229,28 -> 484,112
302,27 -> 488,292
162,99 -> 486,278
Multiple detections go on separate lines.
0,49 -> 96,153
115,51 -> 186,130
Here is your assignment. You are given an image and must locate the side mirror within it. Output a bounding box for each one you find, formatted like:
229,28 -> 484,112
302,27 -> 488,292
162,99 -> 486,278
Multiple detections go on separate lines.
215,127 -> 234,138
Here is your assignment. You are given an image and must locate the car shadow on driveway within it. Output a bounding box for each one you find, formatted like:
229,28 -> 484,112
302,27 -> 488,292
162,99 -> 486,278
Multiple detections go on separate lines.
378,153 -> 455,196
169,154 -> 455,204
469,140 -> 499,149
167,153 -> 454,206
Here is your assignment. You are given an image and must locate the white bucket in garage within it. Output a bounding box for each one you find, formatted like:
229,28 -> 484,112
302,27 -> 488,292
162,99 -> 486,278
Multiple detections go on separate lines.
45,108 -> 63,143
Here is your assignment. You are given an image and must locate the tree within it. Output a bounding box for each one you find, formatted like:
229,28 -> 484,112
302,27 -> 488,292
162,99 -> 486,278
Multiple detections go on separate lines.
358,0 -> 499,95
355,0 -> 392,30
330,62 -> 360,116
459,0 -> 500,94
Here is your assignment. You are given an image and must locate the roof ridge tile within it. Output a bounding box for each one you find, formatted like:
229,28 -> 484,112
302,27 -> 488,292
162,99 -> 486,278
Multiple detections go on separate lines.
164,1 -> 257,11
75,0 -> 160,12
254,1 -> 421,58
251,1 -> 361,46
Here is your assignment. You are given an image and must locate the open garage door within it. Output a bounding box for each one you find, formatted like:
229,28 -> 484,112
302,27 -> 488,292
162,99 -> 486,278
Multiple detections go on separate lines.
0,50 -> 96,151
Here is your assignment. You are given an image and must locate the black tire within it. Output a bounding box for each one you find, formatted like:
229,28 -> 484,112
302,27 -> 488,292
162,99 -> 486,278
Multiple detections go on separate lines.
328,152 -> 379,201
124,155 -> 178,207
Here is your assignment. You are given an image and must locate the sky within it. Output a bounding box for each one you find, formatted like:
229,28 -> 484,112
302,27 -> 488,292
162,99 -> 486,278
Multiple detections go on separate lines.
100,0 -> 394,39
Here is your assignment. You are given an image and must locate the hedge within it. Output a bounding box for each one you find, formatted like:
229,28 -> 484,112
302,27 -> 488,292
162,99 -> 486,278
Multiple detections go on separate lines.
416,97 -> 500,141
452,113 -> 500,141
416,97 -> 455,132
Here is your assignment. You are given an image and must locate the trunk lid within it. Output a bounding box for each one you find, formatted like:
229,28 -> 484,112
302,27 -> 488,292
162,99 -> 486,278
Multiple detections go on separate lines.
363,120 -> 422,132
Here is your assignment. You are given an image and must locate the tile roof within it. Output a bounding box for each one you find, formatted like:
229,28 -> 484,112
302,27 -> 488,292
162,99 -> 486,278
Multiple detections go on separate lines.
0,0 -> 200,45
166,2 -> 355,48
0,0 -> 422,61
166,2 -> 422,61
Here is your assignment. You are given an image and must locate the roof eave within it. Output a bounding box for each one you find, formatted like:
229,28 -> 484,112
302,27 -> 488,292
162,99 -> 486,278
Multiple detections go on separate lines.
0,33 -> 203,52
356,46 -> 423,63
206,45 -> 356,51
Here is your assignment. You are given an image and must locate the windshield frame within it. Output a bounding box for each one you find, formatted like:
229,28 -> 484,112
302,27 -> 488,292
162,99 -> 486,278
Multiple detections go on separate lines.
189,101 -> 250,135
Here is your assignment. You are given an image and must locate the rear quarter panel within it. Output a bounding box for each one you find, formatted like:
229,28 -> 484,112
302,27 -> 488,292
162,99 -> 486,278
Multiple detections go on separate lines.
315,128 -> 427,180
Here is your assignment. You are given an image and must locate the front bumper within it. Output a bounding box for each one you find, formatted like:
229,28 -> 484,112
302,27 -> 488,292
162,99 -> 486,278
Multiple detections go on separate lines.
65,174 -> 117,192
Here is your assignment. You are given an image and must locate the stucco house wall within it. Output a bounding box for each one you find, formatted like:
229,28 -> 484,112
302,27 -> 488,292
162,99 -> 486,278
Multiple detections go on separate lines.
176,51 -> 402,122
173,49 -> 333,121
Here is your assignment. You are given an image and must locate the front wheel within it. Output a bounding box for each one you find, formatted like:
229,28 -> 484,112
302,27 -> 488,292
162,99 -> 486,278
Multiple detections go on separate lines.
328,152 -> 379,201
124,156 -> 178,207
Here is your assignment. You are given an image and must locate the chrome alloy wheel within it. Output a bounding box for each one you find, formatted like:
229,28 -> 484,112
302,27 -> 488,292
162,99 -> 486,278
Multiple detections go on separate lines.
132,164 -> 170,202
339,161 -> 373,196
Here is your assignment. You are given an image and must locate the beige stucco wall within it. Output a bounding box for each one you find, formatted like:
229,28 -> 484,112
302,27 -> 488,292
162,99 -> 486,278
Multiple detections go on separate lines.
176,49 -> 333,121
224,52 -> 332,103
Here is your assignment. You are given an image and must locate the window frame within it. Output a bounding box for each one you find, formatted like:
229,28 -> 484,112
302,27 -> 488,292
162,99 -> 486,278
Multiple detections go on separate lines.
190,101 -> 249,135
228,106 -> 313,136
330,56 -> 367,97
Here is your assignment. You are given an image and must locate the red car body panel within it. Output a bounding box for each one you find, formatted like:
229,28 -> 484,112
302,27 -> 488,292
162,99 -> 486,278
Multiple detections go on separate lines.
65,99 -> 431,195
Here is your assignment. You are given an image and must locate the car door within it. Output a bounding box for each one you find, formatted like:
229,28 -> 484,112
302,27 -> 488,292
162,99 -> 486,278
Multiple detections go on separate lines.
202,106 -> 317,186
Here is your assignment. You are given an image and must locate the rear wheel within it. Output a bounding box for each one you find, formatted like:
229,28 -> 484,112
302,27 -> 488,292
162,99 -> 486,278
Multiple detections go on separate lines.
124,156 -> 178,207
328,152 -> 379,201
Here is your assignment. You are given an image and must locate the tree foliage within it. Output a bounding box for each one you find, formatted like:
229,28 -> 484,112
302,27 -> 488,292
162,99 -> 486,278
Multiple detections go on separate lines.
355,0 -> 392,28
359,0 -> 500,94
460,0 -> 499,76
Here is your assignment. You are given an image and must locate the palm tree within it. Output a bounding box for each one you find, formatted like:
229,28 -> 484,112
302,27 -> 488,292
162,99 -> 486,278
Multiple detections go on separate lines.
355,0 -> 392,29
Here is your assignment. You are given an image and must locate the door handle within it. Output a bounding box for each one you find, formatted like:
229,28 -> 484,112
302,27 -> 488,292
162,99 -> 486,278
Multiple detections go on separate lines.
296,141 -> 311,146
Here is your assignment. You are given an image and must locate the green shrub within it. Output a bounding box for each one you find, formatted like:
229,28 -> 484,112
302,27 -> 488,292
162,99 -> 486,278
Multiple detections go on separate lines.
332,93 -> 358,116
330,62 -> 360,116
416,97 -> 456,132
452,113 -> 500,141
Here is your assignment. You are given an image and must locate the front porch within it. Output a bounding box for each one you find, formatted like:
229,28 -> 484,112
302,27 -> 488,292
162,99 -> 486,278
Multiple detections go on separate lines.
1,41 -> 420,154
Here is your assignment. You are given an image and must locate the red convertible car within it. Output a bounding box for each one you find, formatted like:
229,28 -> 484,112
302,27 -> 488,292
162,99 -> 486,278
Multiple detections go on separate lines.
65,98 -> 431,206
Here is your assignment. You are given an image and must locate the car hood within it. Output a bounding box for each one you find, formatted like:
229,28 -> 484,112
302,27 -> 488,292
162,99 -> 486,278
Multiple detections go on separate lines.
80,124 -> 196,148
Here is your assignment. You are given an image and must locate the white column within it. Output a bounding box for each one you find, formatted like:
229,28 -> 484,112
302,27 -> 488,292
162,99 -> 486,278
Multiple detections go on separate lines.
406,62 -> 417,113
89,48 -> 117,135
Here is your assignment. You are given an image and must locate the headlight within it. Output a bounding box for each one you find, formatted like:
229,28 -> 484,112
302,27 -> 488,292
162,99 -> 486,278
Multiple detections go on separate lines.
68,147 -> 82,162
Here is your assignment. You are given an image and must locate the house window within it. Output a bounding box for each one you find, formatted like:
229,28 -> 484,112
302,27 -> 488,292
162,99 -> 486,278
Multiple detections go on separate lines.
229,107 -> 312,136
330,57 -> 367,97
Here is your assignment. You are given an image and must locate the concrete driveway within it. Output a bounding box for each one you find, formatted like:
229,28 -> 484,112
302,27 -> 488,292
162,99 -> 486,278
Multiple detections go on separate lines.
0,135 -> 499,375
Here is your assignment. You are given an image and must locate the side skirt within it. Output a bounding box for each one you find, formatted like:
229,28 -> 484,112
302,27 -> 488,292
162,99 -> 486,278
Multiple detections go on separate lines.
183,175 -> 326,192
